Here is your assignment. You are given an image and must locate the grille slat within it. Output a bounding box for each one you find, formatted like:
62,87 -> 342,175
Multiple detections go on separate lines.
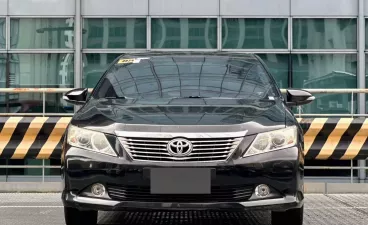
132,155 -> 228,160
130,151 -> 231,156
123,139 -> 169,143
131,151 -> 171,156
122,142 -> 167,147
120,136 -> 243,162
108,190 -> 254,197
108,185 -> 253,192
107,185 -> 254,202
189,151 -> 231,155
192,143 -> 233,147
129,147 -> 167,151
191,139 -> 234,143
192,147 -> 232,151
130,146 -> 234,151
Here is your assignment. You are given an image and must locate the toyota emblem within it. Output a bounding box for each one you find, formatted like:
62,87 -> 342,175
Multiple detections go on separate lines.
167,138 -> 193,157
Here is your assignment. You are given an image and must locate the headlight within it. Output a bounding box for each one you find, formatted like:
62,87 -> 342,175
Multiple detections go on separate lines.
243,126 -> 297,157
67,125 -> 117,156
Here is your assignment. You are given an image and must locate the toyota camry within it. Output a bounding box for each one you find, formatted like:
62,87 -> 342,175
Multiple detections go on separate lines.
61,52 -> 314,225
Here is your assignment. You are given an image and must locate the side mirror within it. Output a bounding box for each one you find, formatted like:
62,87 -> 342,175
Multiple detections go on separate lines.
286,89 -> 315,107
63,88 -> 88,105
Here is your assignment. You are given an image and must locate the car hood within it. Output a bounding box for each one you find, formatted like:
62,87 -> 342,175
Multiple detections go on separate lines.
71,98 -> 286,136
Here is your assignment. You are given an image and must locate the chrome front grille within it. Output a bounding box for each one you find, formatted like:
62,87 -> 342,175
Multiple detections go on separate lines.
119,135 -> 244,162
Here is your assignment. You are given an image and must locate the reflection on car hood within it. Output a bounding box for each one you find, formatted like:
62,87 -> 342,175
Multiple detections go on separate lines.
71,98 -> 286,135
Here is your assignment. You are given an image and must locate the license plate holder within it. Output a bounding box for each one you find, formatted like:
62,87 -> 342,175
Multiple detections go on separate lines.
149,168 -> 212,194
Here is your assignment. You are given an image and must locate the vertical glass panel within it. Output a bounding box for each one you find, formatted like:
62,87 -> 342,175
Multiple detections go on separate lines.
49,159 -> 61,176
293,54 -> 357,114
83,18 -> 147,49
82,53 -> 121,88
0,18 -> 5,48
222,18 -> 288,49
0,54 -> 6,104
293,18 -> 357,49
0,159 -> 62,180
0,93 -> 74,114
366,19 -> 368,49
7,159 -> 42,177
365,54 -> 368,112
151,18 -> 217,49
0,54 -> 75,114
305,160 -> 358,177
0,53 -> 5,88
9,53 -> 74,88
257,54 -> 289,88
0,159 -> 5,177
10,18 -> 75,49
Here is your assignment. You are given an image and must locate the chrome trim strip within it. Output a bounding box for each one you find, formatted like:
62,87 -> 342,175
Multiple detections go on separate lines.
240,196 -> 298,207
72,195 -> 298,208
130,154 -> 228,160
122,142 -> 166,147
115,131 -> 247,138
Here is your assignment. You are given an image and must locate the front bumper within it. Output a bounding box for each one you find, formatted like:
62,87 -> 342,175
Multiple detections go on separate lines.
63,192 -> 302,211
62,146 -> 304,212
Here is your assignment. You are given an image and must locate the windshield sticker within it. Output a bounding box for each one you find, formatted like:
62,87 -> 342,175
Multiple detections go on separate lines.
117,59 -> 135,64
117,57 -> 150,64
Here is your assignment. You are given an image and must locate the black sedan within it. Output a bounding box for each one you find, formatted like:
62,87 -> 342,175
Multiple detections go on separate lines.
61,52 -> 314,225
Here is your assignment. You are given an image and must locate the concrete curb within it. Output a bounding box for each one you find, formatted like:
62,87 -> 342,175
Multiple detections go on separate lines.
304,183 -> 368,194
0,182 -> 63,193
0,182 -> 367,193
325,183 -> 368,194
304,182 -> 326,193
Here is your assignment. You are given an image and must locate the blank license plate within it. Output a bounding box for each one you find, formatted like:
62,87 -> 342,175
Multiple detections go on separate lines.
150,168 -> 211,194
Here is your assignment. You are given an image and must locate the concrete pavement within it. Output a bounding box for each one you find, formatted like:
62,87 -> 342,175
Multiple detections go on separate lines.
0,193 -> 367,225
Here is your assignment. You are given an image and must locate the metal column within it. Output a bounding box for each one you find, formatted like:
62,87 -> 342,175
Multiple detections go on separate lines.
358,0 -> 366,183
74,0 -> 82,89
73,0 -> 82,112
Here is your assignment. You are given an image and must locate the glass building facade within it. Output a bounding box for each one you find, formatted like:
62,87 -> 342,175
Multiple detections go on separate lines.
0,0 -> 367,182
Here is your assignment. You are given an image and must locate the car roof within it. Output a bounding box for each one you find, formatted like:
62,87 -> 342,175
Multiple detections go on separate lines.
116,51 -> 260,63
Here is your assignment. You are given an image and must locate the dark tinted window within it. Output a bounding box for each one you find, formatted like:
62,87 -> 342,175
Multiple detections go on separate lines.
92,55 -> 279,101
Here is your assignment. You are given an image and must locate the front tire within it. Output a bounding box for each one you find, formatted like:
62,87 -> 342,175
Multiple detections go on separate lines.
64,207 -> 98,225
271,206 -> 303,225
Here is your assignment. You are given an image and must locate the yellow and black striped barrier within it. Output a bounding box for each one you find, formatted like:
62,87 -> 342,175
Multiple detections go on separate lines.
0,117 -> 368,160
297,118 -> 368,160
0,117 -> 71,160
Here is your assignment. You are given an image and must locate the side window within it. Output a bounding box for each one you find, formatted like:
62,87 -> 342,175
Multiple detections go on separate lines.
27,106 -> 43,113
246,65 -> 271,85
238,64 -> 277,99
94,77 -> 117,98
26,105 -> 67,113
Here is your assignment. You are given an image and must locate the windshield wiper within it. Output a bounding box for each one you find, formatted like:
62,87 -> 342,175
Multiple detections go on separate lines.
178,96 -> 278,101
180,96 -> 250,99
184,95 -> 203,98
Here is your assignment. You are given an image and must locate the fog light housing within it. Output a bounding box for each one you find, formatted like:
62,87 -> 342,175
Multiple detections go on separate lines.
255,184 -> 270,198
91,183 -> 105,197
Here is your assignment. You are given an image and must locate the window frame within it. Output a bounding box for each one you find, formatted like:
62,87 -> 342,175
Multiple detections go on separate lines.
221,17 -> 289,51
82,16 -> 148,51
291,17 -> 358,51
150,16 -> 219,50
8,16 -> 75,52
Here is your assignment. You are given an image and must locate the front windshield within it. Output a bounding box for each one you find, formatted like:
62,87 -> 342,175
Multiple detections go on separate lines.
92,55 -> 279,101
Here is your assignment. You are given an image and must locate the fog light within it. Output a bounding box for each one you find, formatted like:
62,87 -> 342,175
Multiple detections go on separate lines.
255,184 -> 270,198
91,183 -> 105,197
